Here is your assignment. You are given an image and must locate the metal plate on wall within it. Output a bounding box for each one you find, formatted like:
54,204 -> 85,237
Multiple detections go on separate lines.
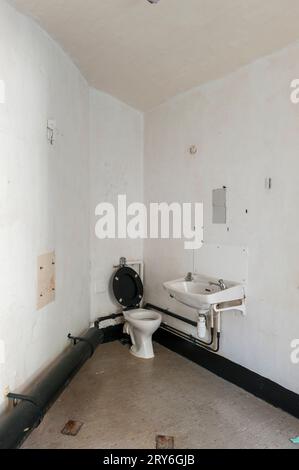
213,188 -> 227,224
194,243 -> 249,285
37,252 -> 56,310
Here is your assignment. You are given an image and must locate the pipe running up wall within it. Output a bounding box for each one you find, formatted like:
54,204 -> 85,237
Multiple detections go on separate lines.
0,327 -> 104,449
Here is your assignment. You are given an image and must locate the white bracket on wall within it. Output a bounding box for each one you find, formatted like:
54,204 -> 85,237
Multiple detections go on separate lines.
113,258 -> 144,283
213,298 -> 246,317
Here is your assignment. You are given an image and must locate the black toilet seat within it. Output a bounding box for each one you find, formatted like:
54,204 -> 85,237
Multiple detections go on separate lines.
112,267 -> 143,308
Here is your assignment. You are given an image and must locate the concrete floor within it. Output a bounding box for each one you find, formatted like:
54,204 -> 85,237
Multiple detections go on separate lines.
23,341 -> 299,449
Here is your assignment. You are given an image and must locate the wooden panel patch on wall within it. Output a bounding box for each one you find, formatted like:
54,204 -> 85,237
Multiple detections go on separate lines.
37,252 -> 56,310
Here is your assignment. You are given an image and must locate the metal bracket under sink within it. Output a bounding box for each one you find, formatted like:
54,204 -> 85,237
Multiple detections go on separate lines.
213,298 -> 246,316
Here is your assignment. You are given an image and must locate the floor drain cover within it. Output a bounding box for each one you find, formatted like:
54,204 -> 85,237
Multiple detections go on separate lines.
61,420 -> 83,436
156,435 -> 175,449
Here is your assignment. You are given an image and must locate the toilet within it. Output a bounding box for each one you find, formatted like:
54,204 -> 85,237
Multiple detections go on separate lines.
112,266 -> 162,359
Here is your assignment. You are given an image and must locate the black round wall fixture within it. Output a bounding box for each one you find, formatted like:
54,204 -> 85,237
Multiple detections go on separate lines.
113,267 -> 143,308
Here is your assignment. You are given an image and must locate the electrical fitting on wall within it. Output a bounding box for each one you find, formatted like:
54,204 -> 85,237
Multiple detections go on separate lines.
189,145 -> 198,156
265,177 -> 272,190
47,119 -> 56,145
0,80 -> 6,104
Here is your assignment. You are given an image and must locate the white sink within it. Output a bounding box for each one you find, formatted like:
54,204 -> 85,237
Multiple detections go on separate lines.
163,274 -> 245,310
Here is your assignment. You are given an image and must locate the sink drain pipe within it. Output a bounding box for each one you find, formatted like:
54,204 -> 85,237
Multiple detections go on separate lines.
160,323 -> 220,353
0,327 -> 104,449
145,303 -> 220,353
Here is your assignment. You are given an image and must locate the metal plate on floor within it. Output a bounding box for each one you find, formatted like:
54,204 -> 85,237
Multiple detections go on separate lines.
156,435 -> 174,449
61,420 -> 83,436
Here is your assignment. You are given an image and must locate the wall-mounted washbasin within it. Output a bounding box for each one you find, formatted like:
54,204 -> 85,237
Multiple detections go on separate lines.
163,274 -> 245,310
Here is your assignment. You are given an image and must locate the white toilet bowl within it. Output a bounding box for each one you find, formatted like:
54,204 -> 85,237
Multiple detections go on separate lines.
123,309 -> 162,359
112,263 -> 162,359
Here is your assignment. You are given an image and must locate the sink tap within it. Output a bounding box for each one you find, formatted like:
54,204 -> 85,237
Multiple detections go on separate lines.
209,279 -> 226,290
185,272 -> 194,282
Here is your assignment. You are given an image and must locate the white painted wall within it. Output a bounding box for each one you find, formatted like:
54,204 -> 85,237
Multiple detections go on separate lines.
0,0 -> 90,411
89,89 -> 143,321
0,0 -> 144,414
144,42 -> 299,394
1,0 -> 299,417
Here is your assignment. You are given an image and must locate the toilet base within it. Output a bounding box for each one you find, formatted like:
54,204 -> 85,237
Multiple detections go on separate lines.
130,344 -> 155,360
